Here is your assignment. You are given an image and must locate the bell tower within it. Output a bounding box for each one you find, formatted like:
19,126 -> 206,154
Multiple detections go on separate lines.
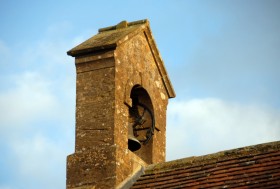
66,19 -> 175,189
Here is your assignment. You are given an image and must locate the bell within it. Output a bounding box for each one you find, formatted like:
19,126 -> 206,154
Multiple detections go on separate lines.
128,125 -> 141,151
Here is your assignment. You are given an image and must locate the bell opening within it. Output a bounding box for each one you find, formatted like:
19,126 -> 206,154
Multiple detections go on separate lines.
128,85 -> 154,164
128,138 -> 141,152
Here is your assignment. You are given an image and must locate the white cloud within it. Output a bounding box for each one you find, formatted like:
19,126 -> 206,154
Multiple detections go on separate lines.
0,72 -> 59,128
0,70 -> 74,188
0,70 -> 74,189
166,98 -> 280,160
11,134 -> 69,189
0,22 -> 77,189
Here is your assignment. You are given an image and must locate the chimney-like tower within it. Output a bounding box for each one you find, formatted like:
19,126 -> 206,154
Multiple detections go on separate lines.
66,19 -> 175,189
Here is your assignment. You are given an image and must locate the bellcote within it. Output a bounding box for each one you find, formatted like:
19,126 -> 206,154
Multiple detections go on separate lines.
66,19 -> 175,189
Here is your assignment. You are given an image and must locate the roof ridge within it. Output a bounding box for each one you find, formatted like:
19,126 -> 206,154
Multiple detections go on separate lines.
98,19 -> 148,33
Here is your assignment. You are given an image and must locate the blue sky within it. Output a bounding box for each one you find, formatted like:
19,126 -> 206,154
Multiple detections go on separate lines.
1,1 -> 280,189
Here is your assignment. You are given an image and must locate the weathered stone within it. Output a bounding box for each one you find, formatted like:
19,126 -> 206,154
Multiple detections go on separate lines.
66,19 -> 175,189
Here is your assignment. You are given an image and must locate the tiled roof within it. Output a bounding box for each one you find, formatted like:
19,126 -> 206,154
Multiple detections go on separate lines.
131,141 -> 280,188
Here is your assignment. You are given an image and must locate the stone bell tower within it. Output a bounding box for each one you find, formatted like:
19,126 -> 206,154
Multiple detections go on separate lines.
66,19 -> 175,189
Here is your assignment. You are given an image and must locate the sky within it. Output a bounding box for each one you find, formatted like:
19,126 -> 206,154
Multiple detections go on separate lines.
0,1 -> 279,189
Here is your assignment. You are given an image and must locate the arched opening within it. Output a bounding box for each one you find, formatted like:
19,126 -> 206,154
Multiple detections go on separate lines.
128,85 -> 154,163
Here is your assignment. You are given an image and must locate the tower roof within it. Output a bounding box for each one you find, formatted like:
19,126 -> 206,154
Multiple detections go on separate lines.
67,20 -> 148,56
67,19 -> 176,98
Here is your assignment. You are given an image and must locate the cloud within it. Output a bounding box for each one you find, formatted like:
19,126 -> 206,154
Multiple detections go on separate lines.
0,69 -> 74,189
0,22 -> 78,189
0,72 -> 59,128
0,70 -> 73,188
166,98 -> 280,160
10,134 -> 67,189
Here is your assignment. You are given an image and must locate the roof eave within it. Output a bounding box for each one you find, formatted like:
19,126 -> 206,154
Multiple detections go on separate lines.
67,44 -> 117,57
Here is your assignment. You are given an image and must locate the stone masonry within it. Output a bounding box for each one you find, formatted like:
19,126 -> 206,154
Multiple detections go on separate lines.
66,19 -> 175,189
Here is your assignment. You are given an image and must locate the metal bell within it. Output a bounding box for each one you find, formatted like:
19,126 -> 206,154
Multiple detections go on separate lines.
128,125 -> 141,151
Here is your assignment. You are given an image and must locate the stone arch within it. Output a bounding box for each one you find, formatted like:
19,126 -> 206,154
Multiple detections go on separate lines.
127,84 -> 155,164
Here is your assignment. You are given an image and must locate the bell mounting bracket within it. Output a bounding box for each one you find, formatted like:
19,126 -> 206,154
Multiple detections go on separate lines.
130,102 -> 155,145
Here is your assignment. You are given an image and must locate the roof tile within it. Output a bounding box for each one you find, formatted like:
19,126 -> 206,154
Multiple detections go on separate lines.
131,141 -> 280,188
